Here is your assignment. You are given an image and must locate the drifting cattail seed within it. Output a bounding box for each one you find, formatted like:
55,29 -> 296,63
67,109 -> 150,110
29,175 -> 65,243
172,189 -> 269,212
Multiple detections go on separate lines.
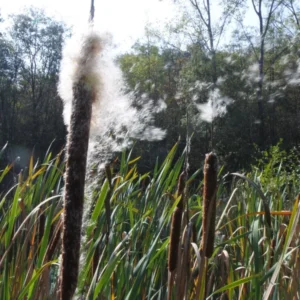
168,207 -> 183,272
201,152 -> 217,258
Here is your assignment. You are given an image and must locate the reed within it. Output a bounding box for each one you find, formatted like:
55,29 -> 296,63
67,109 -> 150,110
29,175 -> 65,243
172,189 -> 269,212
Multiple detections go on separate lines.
0,143 -> 300,299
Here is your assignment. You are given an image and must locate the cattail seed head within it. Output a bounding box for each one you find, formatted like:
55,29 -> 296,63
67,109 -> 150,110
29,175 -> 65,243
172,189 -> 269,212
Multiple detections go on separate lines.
168,207 -> 183,272
201,152 -> 217,258
59,32 -> 103,300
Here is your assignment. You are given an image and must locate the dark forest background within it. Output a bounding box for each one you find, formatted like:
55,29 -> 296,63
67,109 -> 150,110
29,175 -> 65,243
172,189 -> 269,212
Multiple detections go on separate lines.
0,1 -> 300,182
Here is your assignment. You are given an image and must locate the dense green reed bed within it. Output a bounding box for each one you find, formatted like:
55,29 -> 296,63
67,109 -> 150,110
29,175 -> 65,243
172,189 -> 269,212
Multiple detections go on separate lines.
0,143 -> 299,299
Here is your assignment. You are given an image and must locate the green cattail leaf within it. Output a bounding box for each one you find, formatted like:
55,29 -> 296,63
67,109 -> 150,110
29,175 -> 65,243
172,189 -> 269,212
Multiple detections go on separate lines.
186,168 -> 202,185
93,250 -> 125,300
128,156 -> 141,165
168,155 -> 185,191
216,231 -> 251,247
28,156 -> 34,178
91,179 -> 109,223
0,142 -> 8,160
126,227 -> 165,300
17,260 -> 58,300
231,172 -> 271,229
148,238 -> 169,268
263,195 -> 300,299
0,164 -> 13,183
156,142 -> 178,183
207,273 -> 262,299
6,185 -> 21,248
36,203 -> 56,268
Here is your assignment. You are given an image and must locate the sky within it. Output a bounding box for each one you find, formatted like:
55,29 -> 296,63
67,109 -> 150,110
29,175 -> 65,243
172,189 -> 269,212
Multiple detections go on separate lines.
1,0 -> 259,54
1,0 -> 178,51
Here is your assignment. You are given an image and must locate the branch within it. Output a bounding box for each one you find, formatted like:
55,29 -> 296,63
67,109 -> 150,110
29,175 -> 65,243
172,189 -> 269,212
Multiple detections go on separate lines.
263,0 -> 284,38
265,45 -> 289,74
237,18 -> 259,61
150,30 -> 184,52
189,0 -> 209,27
206,0 -> 214,51
252,0 -> 260,16
216,0 -> 241,48
284,0 -> 300,28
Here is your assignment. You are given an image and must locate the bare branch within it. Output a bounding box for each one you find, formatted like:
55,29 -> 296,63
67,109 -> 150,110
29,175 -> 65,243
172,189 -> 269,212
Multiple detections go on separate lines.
216,0 -> 241,48
263,0 -> 284,38
189,0 -> 209,27
237,18 -> 259,61
265,46 -> 289,74
252,0 -> 260,16
284,0 -> 300,28
203,0 -> 208,13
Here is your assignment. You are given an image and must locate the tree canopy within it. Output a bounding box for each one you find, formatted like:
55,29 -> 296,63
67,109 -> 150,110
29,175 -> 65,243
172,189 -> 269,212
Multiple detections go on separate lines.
0,8 -> 67,166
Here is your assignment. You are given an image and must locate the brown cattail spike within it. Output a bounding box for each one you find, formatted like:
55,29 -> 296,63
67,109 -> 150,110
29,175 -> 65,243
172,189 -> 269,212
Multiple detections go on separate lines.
168,207 -> 183,272
201,152 -> 217,258
59,35 -> 102,300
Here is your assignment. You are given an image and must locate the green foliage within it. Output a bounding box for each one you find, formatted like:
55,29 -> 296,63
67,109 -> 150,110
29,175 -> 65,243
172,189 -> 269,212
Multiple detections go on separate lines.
0,2 -> 300,297
0,149 -> 63,299
117,0 -> 300,172
0,8 -> 67,155
253,141 -> 300,202
0,144 -> 299,299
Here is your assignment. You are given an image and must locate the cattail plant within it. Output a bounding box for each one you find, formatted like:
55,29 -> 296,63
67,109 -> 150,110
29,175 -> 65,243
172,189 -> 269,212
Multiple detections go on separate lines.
200,152 -> 217,258
193,153 -> 218,299
59,0 -> 103,296
167,171 -> 186,299
59,34 -> 102,299
168,171 -> 186,271
168,207 -> 183,273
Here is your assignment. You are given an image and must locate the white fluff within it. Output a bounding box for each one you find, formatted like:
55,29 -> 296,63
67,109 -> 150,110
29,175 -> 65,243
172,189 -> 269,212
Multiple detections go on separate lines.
58,30 -> 166,153
195,88 -> 233,123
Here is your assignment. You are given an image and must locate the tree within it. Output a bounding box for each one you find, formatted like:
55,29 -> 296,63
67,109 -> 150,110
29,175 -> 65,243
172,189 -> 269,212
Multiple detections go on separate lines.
0,8 -> 67,157
118,0 -> 300,172
182,0 -> 243,148
119,42 -> 188,171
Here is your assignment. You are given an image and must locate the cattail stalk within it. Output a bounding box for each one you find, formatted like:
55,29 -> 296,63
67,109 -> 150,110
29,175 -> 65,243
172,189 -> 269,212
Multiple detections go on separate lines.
104,164 -> 112,243
59,35 -> 102,300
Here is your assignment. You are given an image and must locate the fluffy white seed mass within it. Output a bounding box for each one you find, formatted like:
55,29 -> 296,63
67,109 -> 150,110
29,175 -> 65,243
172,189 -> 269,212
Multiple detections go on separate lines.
58,30 -> 166,165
